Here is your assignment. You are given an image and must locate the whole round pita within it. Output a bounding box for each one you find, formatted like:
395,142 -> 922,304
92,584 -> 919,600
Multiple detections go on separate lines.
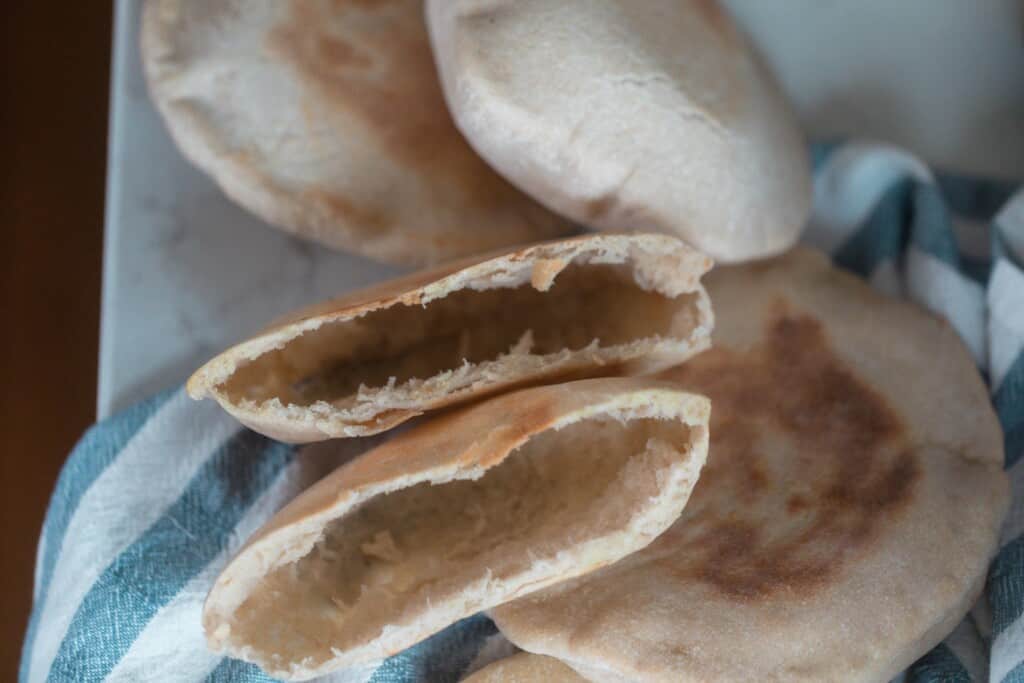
203,378 -> 710,680
463,652 -> 588,682
140,0 -> 573,266
491,247 -> 1008,682
426,0 -> 811,263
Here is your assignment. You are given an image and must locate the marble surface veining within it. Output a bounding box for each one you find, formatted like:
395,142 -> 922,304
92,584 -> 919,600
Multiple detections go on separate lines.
101,0 -> 1024,418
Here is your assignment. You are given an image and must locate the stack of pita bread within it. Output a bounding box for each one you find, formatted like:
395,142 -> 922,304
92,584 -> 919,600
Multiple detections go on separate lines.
147,1 -> 1008,680
142,0 -> 808,264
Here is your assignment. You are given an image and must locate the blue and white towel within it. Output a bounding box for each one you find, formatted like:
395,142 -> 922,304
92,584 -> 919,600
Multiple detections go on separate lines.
20,141 -> 1024,682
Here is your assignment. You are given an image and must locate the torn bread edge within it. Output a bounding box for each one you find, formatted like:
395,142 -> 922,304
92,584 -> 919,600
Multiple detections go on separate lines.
186,233 -> 714,442
202,377 -> 711,680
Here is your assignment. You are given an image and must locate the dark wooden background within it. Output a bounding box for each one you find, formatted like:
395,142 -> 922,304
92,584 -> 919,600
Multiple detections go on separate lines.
1,3 -> 111,677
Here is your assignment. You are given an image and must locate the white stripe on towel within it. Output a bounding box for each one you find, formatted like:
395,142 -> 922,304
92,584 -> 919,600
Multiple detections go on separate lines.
102,460 -> 304,682
806,142 -> 933,254
104,440 -> 379,683
996,192 -> 1024,263
27,391 -> 239,683
905,246 -> 987,369
991,610 -> 1024,682
32,528 -> 47,604
989,260 -> 1024,394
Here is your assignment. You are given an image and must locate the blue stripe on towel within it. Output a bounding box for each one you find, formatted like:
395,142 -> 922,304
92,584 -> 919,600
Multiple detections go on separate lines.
46,430 -> 293,682
19,388 -> 176,683
205,658 -> 279,683
907,643 -> 971,682
908,183 -> 960,268
1002,658 -> 1024,683
834,179 -> 911,277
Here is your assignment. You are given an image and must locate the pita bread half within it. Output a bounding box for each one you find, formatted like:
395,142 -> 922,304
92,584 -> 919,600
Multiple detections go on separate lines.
492,247 -> 1008,682
203,377 -> 710,681
463,652 -> 588,682
187,233 -> 713,443
139,0 -> 572,266
426,0 -> 811,264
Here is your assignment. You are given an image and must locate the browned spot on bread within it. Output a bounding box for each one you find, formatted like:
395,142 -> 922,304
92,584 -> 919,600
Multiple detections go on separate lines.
304,188 -> 393,235
265,0 -> 544,228
692,0 -> 736,43
786,494 -> 809,514
745,460 -> 770,494
312,33 -> 372,69
583,195 -> 616,221
656,302 -> 918,600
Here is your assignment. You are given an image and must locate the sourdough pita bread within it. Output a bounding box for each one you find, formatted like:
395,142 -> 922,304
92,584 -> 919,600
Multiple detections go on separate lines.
464,652 -> 587,682
492,247 -> 1008,682
187,234 -> 713,442
140,0 -> 572,266
426,0 -> 811,263
203,378 -> 710,680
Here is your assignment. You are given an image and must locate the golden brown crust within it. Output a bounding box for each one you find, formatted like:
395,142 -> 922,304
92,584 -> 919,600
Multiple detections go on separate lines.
140,0 -> 572,266
491,247 -> 1008,682
463,653 -> 589,682
659,305 -> 916,601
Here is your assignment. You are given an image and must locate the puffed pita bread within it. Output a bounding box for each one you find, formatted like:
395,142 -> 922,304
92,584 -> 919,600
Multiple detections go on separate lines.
203,378 -> 710,680
492,247 -> 1008,682
464,652 -> 587,682
140,0 -> 572,266
426,0 -> 811,263
187,234 -> 713,443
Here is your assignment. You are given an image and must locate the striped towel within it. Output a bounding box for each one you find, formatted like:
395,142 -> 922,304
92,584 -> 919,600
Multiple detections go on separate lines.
20,141 -> 1024,682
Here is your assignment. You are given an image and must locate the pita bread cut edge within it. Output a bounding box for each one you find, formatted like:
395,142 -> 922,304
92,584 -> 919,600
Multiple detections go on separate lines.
202,377 -> 711,681
187,233 -> 713,443
491,247 -> 1009,683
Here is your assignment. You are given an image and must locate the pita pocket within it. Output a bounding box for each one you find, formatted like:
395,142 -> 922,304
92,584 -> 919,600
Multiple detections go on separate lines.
203,378 -> 710,680
492,247 -> 1008,682
187,234 -> 713,442
427,0 -> 811,263
140,0 -> 572,266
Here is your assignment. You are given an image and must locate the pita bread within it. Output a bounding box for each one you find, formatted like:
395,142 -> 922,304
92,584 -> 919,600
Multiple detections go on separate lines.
139,0 -> 572,266
203,378 -> 710,680
464,652 -> 587,682
426,0 -> 811,263
492,247 -> 1008,682
187,234 -> 713,443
